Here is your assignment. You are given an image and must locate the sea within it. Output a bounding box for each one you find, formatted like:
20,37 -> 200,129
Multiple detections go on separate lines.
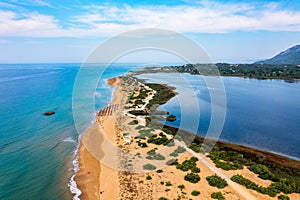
0,64 -> 299,200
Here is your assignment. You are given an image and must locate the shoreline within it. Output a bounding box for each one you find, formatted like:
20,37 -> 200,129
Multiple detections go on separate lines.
73,77 -> 121,200
73,74 -> 300,200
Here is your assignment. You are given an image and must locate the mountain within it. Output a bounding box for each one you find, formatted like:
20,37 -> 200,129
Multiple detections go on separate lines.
256,45 -> 300,65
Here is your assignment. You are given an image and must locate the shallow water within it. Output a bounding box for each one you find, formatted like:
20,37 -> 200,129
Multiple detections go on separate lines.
0,63 -> 134,200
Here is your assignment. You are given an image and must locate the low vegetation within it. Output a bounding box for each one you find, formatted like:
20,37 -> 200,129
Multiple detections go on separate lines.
145,83 -> 176,111
191,190 -> 200,196
231,174 -> 300,197
146,152 -> 166,161
211,192 -> 225,200
184,173 -> 200,183
171,63 -> 300,80
128,120 -> 138,125
143,163 -> 157,170
176,157 -> 200,173
206,175 -> 228,189
166,159 -> 178,166
278,194 -> 290,200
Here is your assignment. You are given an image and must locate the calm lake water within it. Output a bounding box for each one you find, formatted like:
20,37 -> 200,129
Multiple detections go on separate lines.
137,73 -> 300,160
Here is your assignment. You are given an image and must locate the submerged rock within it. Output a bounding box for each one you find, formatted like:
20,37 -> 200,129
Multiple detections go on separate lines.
43,111 -> 55,116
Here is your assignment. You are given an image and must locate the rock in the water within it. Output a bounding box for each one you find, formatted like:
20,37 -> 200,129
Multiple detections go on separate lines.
43,111 -> 55,116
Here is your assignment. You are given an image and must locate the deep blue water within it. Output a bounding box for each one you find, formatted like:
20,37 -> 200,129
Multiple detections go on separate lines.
138,73 -> 300,160
0,63 -> 134,200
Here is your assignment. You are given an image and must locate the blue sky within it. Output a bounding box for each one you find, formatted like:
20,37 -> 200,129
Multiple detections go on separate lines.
0,0 -> 300,63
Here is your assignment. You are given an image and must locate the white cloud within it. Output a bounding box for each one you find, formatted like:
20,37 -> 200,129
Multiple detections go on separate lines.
1,1 -> 300,37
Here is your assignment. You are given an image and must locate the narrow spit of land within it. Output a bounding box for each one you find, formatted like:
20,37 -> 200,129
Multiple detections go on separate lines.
75,75 -> 300,200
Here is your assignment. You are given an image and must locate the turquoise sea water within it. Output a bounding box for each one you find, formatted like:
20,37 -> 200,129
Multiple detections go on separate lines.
0,65 -> 300,200
0,63 -> 133,200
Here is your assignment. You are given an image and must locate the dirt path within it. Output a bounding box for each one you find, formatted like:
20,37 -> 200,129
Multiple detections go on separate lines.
175,140 -> 257,200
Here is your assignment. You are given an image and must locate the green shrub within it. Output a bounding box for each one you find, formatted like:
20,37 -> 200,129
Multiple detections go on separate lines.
184,173 -> 200,183
178,184 -> 185,190
191,190 -> 200,196
153,154 -> 165,160
191,166 -> 201,173
248,164 -> 279,181
159,197 -> 168,200
147,149 -> 156,156
136,141 -> 148,148
278,194 -> 290,200
175,146 -> 186,153
170,151 -> 179,157
166,159 -> 178,166
206,175 -> 228,189
166,181 -> 172,186
208,150 -> 246,170
176,157 -> 198,172
146,175 -> 152,180
129,110 -> 148,116
128,120 -> 139,125
135,125 -> 144,129
135,99 -> 144,105
211,192 -> 225,200
157,169 -> 163,173
230,174 -> 291,197
143,163 -> 157,170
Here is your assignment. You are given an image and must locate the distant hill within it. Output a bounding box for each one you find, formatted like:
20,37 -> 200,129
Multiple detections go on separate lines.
256,45 -> 300,65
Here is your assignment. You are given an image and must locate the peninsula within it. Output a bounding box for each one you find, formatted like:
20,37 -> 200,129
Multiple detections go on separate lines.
75,74 -> 300,200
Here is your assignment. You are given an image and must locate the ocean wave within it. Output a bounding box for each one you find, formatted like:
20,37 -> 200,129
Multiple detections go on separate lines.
68,174 -> 81,200
68,145 -> 82,200
63,137 -> 77,143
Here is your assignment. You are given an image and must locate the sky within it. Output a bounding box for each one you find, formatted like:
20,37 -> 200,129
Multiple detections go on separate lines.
0,0 -> 300,63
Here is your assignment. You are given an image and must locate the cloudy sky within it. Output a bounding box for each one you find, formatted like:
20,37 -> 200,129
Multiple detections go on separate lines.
0,0 -> 300,63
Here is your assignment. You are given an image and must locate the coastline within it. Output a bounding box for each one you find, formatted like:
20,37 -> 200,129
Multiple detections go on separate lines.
73,74 -> 300,200
74,77 -> 120,200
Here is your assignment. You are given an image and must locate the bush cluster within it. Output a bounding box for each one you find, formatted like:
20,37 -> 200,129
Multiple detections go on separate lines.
248,164 -> 279,181
231,174 -> 300,197
206,175 -> 228,189
146,149 -> 166,160
143,163 -> 157,170
166,159 -> 178,166
191,190 -> 200,196
211,192 -> 225,200
184,173 -> 200,183
176,157 -> 200,173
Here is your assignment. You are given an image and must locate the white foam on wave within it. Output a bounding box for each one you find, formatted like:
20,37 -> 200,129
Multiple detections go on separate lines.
63,137 -> 76,143
68,140 -> 82,200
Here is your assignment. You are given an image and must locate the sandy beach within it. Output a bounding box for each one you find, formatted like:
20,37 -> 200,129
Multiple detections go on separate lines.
75,77 -> 121,200
75,76 -> 300,200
